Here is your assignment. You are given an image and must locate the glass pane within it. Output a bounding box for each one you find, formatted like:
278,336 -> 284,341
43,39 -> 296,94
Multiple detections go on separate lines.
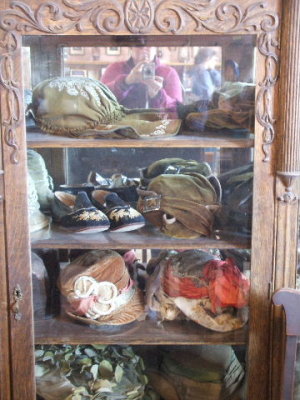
35,344 -> 246,399
23,33 -> 255,399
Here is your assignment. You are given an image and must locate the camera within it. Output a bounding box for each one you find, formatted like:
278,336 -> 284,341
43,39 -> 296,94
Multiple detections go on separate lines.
142,62 -> 155,80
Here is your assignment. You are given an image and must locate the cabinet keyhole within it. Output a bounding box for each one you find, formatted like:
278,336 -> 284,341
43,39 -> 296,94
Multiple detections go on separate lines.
12,285 -> 23,320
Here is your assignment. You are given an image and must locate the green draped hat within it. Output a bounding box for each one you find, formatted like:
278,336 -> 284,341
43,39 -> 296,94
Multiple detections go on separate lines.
138,172 -> 220,239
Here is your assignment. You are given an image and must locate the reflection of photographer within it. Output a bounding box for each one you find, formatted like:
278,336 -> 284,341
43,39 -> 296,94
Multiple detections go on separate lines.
101,47 -> 182,110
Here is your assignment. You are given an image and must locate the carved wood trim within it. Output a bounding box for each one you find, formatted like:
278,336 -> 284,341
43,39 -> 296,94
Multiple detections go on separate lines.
270,6 -> 300,398
276,0 -> 300,202
0,0 -> 280,164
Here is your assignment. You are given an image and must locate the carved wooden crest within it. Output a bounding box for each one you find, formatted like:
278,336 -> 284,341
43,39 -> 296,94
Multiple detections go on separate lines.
0,0 -> 279,163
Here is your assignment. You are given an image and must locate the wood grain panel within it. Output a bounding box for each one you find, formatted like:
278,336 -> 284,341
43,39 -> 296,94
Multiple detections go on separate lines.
246,0 -> 281,394
0,1 -> 283,399
30,225 -> 250,250
0,104 -> 11,400
27,131 -> 255,149
35,313 -> 248,346
277,2 -> 300,181
0,50 -> 36,399
271,1 -> 300,399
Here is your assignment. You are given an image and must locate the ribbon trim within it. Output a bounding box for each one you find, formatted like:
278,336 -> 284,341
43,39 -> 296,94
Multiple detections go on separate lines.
70,276 -> 135,319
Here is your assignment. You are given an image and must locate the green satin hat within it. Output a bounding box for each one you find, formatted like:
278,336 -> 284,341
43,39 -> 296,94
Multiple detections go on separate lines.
30,77 -> 181,139
138,172 -> 220,239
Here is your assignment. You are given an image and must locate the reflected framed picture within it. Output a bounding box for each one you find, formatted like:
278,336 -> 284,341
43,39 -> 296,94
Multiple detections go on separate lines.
69,47 -> 85,55
70,69 -> 87,77
106,47 -> 121,56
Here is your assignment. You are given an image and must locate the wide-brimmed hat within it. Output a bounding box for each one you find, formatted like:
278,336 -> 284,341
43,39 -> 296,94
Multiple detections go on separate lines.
59,250 -> 144,326
30,77 -> 181,139
147,250 -> 249,332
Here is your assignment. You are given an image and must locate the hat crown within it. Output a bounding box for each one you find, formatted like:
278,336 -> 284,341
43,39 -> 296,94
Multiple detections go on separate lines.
31,77 -> 126,134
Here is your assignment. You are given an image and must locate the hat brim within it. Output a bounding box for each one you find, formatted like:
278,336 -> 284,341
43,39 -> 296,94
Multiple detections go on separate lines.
173,297 -> 247,332
65,288 -> 145,326
79,113 -> 182,139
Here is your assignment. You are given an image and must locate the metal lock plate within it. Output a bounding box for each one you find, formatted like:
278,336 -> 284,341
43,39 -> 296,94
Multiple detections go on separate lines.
139,194 -> 162,213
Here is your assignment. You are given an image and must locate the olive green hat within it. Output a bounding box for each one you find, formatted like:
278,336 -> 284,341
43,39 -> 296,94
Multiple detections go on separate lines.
30,77 -> 181,139
139,158 -> 222,202
137,172 -> 220,239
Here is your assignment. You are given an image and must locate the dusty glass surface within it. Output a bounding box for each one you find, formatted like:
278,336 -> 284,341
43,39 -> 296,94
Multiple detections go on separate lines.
24,34 -> 255,399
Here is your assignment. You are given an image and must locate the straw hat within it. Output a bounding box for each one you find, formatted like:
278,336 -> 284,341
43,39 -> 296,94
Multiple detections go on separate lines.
59,250 -> 144,326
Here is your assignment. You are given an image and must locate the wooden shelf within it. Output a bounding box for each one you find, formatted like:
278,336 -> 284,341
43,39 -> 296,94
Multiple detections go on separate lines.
65,60 -> 196,67
35,314 -> 248,345
27,130 -> 254,149
31,225 -> 250,250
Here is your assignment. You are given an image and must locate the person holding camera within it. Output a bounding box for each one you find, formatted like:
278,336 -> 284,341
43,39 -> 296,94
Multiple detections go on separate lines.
101,47 -> 182,111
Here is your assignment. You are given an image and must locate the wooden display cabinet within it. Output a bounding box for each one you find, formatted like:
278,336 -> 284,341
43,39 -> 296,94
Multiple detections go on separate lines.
0,0 -> 299,399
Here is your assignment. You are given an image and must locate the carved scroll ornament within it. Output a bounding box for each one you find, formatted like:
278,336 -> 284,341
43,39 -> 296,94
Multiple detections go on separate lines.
0,0 -> 279,163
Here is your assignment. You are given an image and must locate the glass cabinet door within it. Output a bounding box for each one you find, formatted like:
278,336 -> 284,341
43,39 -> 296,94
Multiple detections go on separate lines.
0,1 -> 282,399
25,34 -> 254,400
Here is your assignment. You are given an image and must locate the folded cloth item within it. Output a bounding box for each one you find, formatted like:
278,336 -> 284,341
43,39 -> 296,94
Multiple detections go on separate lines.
138,172 -> 220,239
27,149 -> 54,211
215,163 -> 253,235
186,109 -> 253,132
146,250 -> 249,332
185,82 -> 255,133
29,77 -> 181,139
31,252 -> 47,318
59,250 -> 144,326
27,173 -> 51,233
147,345 -> 245,400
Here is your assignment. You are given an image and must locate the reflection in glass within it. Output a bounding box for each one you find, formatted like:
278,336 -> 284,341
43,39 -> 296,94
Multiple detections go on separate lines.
23,36 -> 256,139
24,37 -> 255,378
34,344 -> 246,400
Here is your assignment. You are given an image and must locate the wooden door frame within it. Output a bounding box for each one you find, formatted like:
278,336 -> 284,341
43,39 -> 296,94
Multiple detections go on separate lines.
1,0 -> 296,399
